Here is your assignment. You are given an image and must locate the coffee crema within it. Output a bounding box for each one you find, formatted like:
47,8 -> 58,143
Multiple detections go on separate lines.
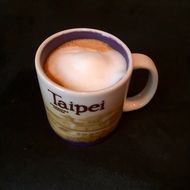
44,39 -> 126,92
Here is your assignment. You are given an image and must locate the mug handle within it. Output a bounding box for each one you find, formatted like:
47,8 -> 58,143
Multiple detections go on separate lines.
123,53 -> 158,112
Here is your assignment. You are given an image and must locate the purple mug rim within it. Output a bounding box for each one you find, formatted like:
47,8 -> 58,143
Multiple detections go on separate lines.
35,28 -> 133,96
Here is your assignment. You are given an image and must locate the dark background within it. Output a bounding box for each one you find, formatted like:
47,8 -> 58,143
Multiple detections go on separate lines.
0,0 -> 190,189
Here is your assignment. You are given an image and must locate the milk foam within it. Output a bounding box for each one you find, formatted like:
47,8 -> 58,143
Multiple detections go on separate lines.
46,46 -> 126,91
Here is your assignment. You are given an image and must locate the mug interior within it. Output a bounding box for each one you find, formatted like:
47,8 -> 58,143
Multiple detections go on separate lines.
40,30 -> 129,70
36,28 -> 132,94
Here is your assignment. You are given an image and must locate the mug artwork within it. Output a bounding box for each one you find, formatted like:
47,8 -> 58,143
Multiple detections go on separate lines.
35,28 -> 158,145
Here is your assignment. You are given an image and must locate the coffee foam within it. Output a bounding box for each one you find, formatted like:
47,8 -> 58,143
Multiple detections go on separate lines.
44,39 -> 126,92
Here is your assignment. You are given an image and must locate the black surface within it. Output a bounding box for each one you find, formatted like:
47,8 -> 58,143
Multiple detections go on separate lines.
0,0 -> 190,189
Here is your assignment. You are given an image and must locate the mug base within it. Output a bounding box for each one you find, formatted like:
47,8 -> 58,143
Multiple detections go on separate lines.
50,122 -> 118,147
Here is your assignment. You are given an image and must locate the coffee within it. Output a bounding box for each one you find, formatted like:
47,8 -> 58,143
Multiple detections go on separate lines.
44,39 -> 126,92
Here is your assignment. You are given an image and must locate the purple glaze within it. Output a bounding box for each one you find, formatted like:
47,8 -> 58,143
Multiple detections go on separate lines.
41,30 -> 129,70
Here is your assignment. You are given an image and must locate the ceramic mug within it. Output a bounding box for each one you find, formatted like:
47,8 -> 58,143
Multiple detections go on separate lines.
35,28 -> 158,145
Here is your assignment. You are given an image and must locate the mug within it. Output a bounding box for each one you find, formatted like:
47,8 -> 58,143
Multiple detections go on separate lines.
35,28 -> 158,145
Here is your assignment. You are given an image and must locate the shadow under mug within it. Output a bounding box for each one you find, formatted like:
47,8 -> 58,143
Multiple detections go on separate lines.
35,28 -> 158,145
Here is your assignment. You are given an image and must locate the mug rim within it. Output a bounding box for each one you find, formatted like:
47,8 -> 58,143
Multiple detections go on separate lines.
35,28 -> 133,96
